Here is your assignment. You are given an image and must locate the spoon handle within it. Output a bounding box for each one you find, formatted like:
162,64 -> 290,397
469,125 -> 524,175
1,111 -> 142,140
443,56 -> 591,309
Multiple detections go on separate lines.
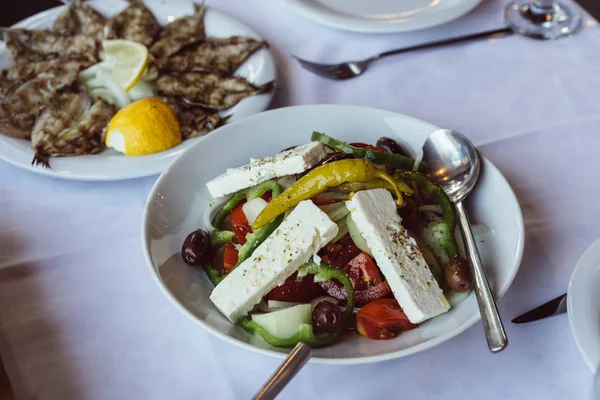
252,342 -> 312,400
455,201 -> 508,353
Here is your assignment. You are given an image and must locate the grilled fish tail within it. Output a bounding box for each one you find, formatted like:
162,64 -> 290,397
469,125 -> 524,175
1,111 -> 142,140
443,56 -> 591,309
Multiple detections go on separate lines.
257,80 -> 275,94
32,150 -> 50,168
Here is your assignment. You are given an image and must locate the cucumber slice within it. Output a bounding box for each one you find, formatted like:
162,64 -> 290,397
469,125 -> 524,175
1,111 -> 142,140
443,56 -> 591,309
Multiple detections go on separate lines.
319,202 -> 349,222
331,217 -> 349,243
445,289 -> 472,307
251,304 -> 312,339
346,213 -> 372,256
420,221 -> 451,266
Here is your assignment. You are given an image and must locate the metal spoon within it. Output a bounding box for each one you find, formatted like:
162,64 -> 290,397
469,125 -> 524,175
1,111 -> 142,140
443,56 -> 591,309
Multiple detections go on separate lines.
253,342 -> 312,400
422,129 -> 508,353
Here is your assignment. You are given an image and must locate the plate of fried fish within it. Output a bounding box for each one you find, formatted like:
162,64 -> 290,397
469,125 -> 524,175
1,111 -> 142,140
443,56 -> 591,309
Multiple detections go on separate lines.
0,0 -> 276,180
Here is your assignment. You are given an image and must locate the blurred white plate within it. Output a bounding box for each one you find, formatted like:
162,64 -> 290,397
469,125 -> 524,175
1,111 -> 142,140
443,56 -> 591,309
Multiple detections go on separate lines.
142,104 -> 525,364
0,0 -> 276,181
568,238 -> 600,372
282,0 -> 483,33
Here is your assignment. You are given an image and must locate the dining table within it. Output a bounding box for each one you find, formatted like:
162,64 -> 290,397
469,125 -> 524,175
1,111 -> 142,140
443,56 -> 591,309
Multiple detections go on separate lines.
1,0 -> 600,398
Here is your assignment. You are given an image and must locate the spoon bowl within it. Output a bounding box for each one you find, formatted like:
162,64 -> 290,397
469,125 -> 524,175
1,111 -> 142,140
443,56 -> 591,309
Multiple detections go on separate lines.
422,129 -> 480,202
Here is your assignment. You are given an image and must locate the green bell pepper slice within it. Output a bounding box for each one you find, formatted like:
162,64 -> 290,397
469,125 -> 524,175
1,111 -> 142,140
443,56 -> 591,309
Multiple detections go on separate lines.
312,131 -> 426,172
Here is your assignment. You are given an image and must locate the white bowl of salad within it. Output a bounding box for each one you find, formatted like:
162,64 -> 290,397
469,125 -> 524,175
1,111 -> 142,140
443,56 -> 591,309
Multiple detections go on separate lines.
142,104 -> 525,364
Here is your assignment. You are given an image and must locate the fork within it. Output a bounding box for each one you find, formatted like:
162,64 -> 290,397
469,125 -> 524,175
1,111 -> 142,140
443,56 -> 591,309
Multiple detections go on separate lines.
293,27 -> 513,80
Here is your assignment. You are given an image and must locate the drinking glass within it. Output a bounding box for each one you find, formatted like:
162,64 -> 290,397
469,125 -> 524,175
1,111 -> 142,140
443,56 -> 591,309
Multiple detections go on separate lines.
505,0 -> 581,39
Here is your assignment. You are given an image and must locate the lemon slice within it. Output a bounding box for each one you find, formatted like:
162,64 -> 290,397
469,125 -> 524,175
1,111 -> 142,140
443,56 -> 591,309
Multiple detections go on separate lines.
105,98 -> 181,156
100,39 -> 149,91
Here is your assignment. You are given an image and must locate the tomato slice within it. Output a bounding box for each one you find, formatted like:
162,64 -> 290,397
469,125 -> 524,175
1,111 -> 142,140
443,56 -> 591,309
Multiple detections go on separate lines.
320,251 -> 392,305
267,272 -> 327,302
319,234 -> 361,268
349,252 -> 383,284
261,191 -> 272,202
223,243 -> 239,273
349,142 -> 381,152
230,200 -> 252,245
356,298 -> 418,340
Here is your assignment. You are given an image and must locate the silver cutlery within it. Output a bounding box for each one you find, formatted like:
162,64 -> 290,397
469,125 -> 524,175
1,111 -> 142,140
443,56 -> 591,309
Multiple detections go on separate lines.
512,293 -> 568,324
422,129 -> 508,353
293,27 -> 513,80
253,342 -> 312,400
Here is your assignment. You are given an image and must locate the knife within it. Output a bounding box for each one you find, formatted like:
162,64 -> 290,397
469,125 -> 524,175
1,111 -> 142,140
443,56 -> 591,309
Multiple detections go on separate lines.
511,293 -> 568,324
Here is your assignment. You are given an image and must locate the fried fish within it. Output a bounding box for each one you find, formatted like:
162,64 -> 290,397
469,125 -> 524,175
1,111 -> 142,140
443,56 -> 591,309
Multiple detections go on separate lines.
30,93 -> 116,167
155,72 -> 274,110
151,3 -> 206,63
53,0 -> 106,40
105,0 -> 160,47
161,96 -> 224,139
159,36 -> 267,75
4,29 -> 99,63
0,60 -> 91,139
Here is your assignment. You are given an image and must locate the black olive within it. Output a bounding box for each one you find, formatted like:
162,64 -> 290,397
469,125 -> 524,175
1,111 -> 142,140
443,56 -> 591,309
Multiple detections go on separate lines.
376,137 -> 408,156
312,301 -> 344,333
181,229 -> 212,266
445,257 -> 473,292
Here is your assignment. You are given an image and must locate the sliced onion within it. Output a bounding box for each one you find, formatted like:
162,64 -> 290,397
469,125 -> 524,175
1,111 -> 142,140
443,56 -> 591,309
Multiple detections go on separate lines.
90,88 -> 119,106
242,197 -> 268,226
127,79 -> 154,102
95,68 -> 130,109
79,64 -> 101,81
419,205 -> 443,214
412,149 -> 423,171
84,77 -> 105,90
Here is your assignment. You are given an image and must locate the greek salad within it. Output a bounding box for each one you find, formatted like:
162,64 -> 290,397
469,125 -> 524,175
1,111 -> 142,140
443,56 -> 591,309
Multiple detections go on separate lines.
181,132 -> 476,348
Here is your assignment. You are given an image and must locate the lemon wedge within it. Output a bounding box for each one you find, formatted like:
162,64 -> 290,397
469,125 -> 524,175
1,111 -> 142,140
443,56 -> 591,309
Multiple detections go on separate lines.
100,39 -> 149,91
105,98 -> 181,156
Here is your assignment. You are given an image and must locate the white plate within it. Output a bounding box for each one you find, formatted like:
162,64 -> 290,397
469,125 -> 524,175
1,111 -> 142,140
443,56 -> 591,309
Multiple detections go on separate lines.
568,238 -> 600,372
0,0 -> 276,181
142,104 -> 525,364
282,0 -> 483,34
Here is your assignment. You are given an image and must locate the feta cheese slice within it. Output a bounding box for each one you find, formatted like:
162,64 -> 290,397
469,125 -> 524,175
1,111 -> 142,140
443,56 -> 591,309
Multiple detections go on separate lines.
206,142 -> 327,198
346,189 -> 450,324
210,200 -> 338,322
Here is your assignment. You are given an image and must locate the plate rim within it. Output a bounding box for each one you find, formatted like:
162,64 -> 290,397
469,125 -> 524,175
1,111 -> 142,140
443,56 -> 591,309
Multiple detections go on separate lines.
568,237 -> 600,372
141,103 -> 525,365
281,0 -> 483,34
0,0 -> 276,181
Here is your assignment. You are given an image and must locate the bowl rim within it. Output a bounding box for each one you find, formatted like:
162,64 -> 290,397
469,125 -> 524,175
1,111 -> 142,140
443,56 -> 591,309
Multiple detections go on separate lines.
567,237 -> 600,372
141,104 -> 525,365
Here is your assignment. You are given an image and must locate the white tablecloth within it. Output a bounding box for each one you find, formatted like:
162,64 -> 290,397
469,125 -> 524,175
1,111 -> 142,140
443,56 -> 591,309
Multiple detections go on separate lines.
2,0 -> 600,398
